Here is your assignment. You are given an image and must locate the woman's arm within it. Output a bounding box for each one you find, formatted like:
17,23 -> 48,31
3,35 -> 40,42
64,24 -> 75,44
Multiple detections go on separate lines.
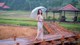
36,15 -> 39,22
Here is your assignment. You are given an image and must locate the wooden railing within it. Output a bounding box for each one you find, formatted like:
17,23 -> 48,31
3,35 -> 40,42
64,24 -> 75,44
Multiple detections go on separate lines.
43,22 -> 54,34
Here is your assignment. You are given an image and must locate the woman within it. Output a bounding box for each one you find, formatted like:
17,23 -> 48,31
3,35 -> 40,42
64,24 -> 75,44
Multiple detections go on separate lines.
35,9 -> 44,41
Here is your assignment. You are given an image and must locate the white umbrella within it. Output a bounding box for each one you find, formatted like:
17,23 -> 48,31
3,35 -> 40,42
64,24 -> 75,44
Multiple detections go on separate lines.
30,6 -> 47,19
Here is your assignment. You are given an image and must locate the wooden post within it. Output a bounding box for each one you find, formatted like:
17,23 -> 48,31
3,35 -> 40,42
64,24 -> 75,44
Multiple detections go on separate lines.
14,35 -> 16,41
52,11 -> 55,22
51,40 -> 56,45
64,11 -> 65,16
67,37 -> 75,45
59,11 -> 62,22
64,11 -> 66,22
16,43 -> 19,45
46,11 -> 48,19
76,11 -> 78,22
40,40 -> 47,45
75,34 -> 80,45
75,11 -> 76,17
61,36 -> 64,45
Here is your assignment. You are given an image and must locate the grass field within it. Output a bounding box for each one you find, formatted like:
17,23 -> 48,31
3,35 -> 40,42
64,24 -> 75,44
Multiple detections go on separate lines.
0,10 -> 80,32
0,11 -> 37,26
59,22 -> 80,32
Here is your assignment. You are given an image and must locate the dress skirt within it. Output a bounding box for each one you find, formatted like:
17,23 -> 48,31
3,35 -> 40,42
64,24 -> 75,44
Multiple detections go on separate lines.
36,22 -> 43,39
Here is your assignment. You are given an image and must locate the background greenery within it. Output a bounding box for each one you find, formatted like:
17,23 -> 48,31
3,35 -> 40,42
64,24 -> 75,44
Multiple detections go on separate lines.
0,0 -> 80,10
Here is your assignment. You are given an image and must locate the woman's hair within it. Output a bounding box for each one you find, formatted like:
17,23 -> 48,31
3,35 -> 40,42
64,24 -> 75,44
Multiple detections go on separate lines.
37,9 -> 42,15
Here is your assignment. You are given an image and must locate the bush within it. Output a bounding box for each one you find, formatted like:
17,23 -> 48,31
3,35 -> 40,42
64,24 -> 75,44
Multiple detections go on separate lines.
77,17 -> 80,22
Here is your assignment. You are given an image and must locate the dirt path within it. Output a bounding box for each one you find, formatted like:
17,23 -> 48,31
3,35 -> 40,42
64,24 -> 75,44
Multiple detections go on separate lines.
0,25 -> 37,40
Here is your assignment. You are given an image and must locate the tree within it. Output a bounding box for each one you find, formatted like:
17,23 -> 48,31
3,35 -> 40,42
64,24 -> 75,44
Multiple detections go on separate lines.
71,0 -> 78,7
0,0 -> 79,10
76,0 -> 80,9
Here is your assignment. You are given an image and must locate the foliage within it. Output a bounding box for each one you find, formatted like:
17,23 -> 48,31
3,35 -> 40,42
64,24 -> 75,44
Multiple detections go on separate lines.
0,0 -> 80,10
76,0 -> 80,9
77,17 -> 80,21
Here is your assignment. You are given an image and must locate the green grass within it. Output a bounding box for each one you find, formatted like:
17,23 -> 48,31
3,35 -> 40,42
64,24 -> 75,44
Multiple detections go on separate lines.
0,18 -> 37,26
0,18 -> 36,21
0,10 -> 37,26
59,22 -> 80,32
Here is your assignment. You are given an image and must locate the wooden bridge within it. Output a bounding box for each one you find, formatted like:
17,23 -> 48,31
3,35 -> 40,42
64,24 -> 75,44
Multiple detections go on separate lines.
14,22 -> 80,45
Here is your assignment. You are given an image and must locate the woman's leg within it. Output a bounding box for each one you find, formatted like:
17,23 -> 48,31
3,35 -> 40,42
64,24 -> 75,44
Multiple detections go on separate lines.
35,29 -> 40,40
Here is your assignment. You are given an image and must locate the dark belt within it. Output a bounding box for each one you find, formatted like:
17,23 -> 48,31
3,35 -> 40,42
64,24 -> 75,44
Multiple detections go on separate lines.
38,21 -> 42,22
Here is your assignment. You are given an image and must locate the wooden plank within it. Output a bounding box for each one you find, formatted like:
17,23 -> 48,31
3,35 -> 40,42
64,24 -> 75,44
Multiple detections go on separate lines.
50,22 -> 75,37
53,22 -> 74,34
43,22 -> 54,34
26,34 -> 62,45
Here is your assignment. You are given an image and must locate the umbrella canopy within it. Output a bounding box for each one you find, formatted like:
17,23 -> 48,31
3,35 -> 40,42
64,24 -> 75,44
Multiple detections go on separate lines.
30,6 -> 47,19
